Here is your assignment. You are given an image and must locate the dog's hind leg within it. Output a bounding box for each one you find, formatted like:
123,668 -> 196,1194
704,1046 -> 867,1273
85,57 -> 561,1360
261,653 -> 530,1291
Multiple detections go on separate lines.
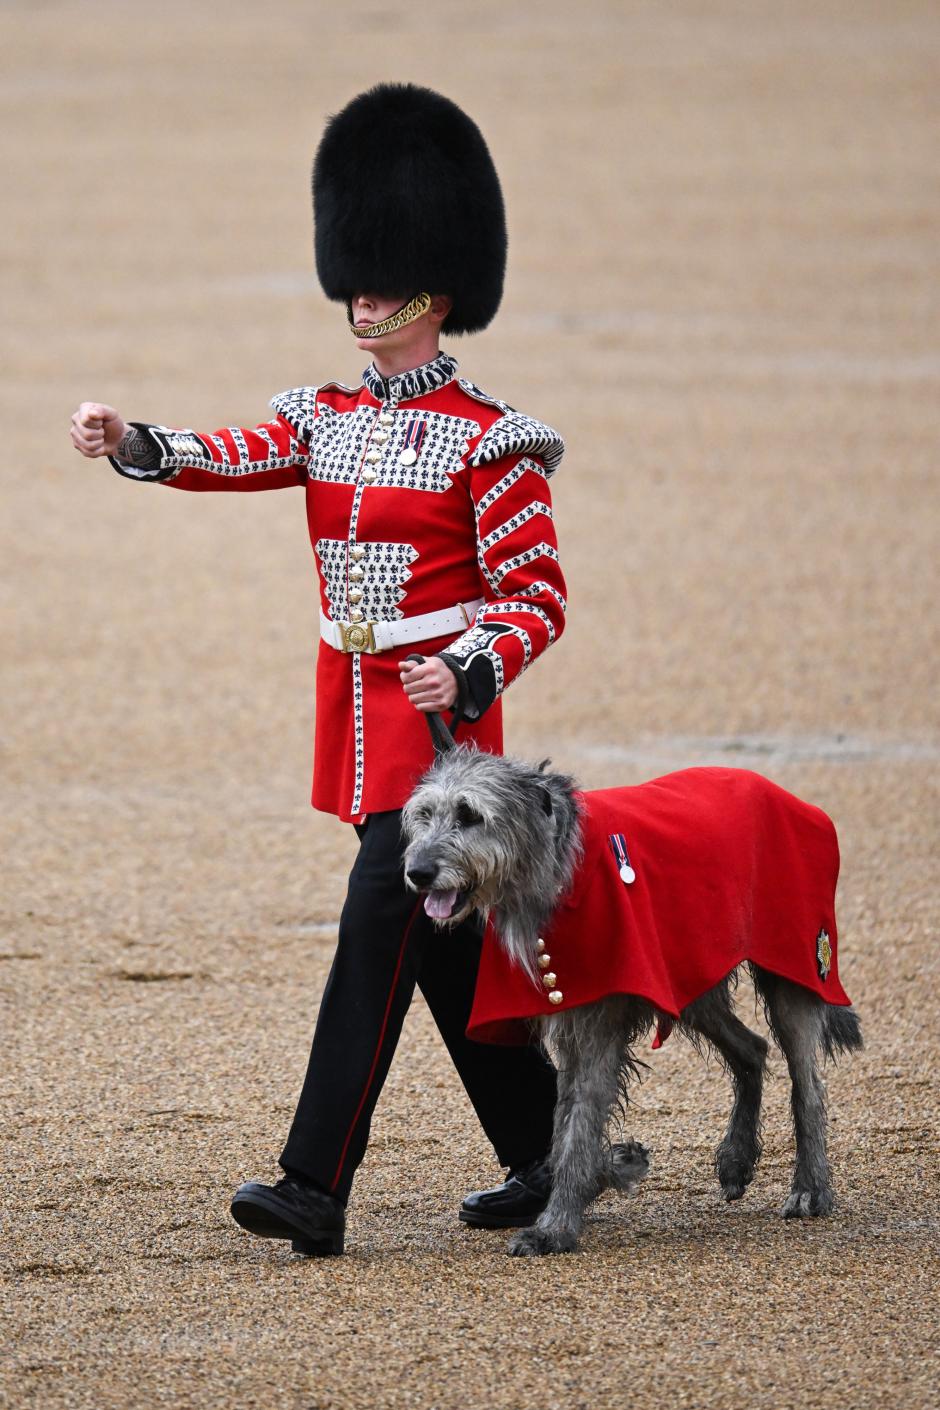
681,980 -> 768,1201
752,968 -> 833,1217
509,1003 -> 626,1256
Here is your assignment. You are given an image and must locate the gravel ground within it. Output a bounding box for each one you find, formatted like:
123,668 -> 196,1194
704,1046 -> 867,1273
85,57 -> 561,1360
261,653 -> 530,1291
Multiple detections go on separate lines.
2,2 -> 938,1407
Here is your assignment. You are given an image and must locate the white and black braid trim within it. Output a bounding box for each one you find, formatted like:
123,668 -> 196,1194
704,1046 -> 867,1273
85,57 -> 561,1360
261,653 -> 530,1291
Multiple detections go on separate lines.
480,503 -> 554,556
437,620 -> 515,719
110,412 -> 306,480
473,457 -> 546,520
362,352 -> 458,405
468,411 -> 565,477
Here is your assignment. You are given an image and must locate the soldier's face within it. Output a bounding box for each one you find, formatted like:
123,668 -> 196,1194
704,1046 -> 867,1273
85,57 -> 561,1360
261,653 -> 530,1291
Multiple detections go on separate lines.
349,291 -> 452,362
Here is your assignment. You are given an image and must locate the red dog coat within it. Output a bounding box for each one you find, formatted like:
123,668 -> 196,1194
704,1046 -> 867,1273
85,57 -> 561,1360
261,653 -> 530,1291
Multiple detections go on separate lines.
467,768 -> 851,1045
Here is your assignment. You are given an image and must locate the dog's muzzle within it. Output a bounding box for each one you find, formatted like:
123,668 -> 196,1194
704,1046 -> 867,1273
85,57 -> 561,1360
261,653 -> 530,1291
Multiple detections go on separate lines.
406,863 -> 470,921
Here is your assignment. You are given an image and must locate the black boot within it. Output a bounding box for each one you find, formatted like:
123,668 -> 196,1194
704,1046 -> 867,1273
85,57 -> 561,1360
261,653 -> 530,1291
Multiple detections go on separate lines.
230,1175 -> 345,1256
459,1157 -> 552,1229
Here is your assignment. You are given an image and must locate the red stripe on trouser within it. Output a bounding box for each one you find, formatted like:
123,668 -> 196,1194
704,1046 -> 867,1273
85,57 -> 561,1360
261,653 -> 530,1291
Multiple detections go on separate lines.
329,898 -> 423,1193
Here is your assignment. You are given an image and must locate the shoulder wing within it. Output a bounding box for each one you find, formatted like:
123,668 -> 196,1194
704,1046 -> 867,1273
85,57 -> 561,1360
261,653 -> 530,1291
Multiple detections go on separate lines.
269,386 -> 320,438
461,382 -> 565,477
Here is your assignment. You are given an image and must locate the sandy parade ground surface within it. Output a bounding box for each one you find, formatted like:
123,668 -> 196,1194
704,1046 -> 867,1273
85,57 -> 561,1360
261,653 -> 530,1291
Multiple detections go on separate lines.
1,1 -> 938,1406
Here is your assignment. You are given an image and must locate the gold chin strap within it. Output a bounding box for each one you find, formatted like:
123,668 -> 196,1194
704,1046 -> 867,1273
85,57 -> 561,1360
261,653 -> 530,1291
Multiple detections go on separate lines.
348,292 -> 432,339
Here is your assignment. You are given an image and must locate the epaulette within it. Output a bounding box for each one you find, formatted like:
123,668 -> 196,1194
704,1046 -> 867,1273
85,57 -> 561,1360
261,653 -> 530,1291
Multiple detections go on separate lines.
457,377 -> 514,416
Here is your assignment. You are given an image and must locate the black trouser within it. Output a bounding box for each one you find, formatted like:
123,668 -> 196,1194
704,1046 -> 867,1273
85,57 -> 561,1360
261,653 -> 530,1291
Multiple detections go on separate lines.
279,809 -> 558,1204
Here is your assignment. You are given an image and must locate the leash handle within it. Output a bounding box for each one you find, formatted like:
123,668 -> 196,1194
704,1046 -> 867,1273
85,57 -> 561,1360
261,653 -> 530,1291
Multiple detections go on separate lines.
404,653 -> 459,755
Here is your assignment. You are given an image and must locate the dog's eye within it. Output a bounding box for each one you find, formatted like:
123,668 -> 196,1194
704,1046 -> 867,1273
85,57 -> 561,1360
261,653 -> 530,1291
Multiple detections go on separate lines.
455,802 -> 483,828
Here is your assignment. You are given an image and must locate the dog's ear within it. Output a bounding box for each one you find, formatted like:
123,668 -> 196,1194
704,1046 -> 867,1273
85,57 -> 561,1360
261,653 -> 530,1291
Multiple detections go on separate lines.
537,784 -> 553,816
537,757 -> 552,773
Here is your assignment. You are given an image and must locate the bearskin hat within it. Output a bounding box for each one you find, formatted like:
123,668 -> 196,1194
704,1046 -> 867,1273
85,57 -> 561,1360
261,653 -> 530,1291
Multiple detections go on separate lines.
313,84 -> 507,336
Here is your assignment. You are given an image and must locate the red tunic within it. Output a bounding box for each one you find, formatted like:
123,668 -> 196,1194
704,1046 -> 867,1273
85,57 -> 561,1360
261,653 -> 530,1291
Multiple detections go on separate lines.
111,354 -> 567,820
467,768 -> 851,1045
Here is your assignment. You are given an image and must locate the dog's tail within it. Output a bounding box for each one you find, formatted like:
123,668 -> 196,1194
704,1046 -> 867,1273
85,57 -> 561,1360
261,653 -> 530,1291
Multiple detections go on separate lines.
822,1005 -> 863,1061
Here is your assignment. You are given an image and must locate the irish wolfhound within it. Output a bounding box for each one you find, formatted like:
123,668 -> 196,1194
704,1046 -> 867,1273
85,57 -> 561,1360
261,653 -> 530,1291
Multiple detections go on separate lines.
401,745 -> 862,1256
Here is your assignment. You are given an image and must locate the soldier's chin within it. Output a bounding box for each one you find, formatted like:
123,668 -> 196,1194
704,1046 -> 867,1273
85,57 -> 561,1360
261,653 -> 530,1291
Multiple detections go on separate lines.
422,887 -> 474,926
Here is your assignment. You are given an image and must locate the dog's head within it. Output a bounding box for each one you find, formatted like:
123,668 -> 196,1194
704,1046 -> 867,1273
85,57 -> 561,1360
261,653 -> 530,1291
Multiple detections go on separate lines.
401,745 -> 560,928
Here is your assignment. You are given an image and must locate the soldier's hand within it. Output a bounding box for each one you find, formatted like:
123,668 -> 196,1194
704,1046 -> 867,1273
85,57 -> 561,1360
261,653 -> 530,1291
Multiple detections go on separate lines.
399,657 -> 458,712
70,402 -> 127,458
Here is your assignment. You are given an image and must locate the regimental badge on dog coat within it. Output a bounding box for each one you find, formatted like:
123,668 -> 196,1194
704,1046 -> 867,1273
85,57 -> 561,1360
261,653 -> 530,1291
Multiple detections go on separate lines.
467,767 -> 852,1045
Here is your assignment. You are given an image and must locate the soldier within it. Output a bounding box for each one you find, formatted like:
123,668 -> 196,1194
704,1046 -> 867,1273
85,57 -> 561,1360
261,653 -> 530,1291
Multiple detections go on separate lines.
70,83 -> 567,1255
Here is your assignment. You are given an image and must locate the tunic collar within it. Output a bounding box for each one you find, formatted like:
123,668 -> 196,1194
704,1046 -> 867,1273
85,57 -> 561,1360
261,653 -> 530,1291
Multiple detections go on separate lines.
362,351 -> 458,405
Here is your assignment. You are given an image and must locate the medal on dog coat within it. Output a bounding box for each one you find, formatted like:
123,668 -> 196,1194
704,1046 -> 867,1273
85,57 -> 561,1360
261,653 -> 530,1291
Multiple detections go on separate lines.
467,767 -> 852,1045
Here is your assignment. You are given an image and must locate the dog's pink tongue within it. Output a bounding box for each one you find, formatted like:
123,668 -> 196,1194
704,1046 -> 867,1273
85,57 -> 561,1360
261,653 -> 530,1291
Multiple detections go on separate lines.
424,889 -> 458,920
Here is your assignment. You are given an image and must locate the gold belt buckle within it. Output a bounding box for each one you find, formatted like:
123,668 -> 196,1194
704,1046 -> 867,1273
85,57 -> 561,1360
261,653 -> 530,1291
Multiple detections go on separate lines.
340,620 -> 377,653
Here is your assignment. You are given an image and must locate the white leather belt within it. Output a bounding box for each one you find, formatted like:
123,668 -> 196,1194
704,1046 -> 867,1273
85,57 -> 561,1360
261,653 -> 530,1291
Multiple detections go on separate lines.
319,599 -> 484,654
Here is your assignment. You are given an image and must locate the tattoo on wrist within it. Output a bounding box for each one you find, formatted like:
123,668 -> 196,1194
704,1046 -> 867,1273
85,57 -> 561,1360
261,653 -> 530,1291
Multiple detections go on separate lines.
116,427 -> 159,468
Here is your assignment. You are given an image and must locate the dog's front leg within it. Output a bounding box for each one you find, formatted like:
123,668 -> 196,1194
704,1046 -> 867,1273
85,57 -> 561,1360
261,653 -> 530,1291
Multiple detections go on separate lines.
509,1017 -> 624,1257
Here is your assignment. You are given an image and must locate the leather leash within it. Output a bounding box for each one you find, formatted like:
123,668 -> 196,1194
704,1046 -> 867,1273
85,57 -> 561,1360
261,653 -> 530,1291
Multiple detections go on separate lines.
404,654 -> 459,756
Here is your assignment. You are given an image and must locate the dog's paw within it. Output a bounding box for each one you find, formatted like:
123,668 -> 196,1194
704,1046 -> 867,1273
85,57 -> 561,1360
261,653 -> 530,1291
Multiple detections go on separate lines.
508,1226 -> 578,1257
609,1140 -> 651,1192
781,1188 -> 834,1219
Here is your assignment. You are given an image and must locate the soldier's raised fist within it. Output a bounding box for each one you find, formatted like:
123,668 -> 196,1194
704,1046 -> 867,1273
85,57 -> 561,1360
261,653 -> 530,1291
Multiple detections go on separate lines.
70,402 -> 127,458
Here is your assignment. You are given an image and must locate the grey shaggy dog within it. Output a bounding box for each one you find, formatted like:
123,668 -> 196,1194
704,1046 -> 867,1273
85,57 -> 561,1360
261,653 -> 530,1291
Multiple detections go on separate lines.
401,745 -> 863,1257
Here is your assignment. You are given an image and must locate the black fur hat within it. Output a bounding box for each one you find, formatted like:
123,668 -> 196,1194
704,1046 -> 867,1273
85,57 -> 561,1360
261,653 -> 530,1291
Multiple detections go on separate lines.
313,84 -> 507,336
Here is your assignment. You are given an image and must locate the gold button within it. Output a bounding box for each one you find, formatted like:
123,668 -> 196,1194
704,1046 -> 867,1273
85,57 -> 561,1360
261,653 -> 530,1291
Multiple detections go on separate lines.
372,431 -> 388,445
536,938 -> 546,953
348,588 -> 363,604
362,468 -> 377,483
366,450 -> 381,463
548,990 -> 564,1005
542,972 -> 557,989
379,413 -> 394,426
349,609 -> 363,623
537,954 -> 551,970
351,545 -> 366,560
349,566 -> 365,582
